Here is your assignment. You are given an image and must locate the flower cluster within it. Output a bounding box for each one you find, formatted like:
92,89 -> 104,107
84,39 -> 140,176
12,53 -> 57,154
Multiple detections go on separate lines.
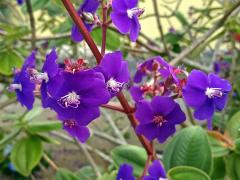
8,50 -> 130,143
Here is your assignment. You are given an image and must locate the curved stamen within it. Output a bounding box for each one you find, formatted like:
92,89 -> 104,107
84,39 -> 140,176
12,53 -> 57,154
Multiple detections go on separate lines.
153,115 -> 167,127
28,68 -> 49,83
58,91 -> 80,108
8,83 -> 22,92
127,7 -> 144,19
205,87 -> 223,98
106,78 -> 124,93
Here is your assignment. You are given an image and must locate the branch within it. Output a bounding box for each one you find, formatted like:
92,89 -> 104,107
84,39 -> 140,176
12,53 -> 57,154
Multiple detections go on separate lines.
25,0 -> 36,50
170,1 -> 240,66
152,0 -> 171,60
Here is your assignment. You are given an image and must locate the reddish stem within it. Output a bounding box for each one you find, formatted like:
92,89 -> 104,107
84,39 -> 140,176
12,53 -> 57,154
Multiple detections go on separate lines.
101,104 -> 126,114
61,0 -> 154,156
101,2 -> 108,56
140,155 -> 152,179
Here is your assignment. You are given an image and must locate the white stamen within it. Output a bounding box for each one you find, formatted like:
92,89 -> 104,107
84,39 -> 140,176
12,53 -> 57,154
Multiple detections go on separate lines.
127,7 -> 144,19
58,91 -> 80,108
28,69 -> 49,83
106,78 -> 124,93
82,12 -> 95,24
205,87 -> 223,98
7,83 -> 22,92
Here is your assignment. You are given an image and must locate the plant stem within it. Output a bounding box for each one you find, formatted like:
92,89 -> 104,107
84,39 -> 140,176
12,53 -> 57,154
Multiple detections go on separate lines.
61,0 -> 155,157
152,0 -> 171,60
43,153 -> 59,171
74,139 -> 101,178
101,104 -> 126,114
25,0 -> 36,50
101,1 -> 108,56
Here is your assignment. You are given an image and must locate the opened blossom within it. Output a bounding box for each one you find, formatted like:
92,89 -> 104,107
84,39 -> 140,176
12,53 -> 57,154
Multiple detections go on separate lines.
8,51 -> 36,110
96,51 -> 130,97
116,164 -> 135,180
183,70 -> 231,129
136,96 -> 186,143
144,160 -> 167,180
111,0 -> 144,42
63,120 -> 90,143
46,69 -> 110,125
71,0 -> 99,42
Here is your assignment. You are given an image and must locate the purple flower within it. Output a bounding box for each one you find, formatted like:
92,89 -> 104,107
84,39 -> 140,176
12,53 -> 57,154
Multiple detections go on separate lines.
135,96 -> 186,143
116,164 -> 134,180
71,0 -> 100,42
40,49 -> 62,108
17,0 -> 24,5
130,85 -> 144,102
8,51 -> 36,110
133,56 -> 177,84
213,60 -> 230,75
110,0 -> 144,42
97,51 -> 130,97
144,160 -> 167,180
47,70 -> 110,125
63,120 -> 90,143
183,70 -> 231,129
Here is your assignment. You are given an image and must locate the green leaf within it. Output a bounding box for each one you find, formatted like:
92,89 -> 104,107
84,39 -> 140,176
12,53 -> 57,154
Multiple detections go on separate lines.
210,157 -> 226,180
163,126 -> 212,174
225,153 -> 240,180
0,50 -> 22,75
0,128 -> 21,150
234,138 -> 240,154
226,111 -> 240,140
111,145 -> 147,176
174,11 -> 189,26
97,171 -> 117,180
167,166 -> 211,180
27,121 -> 62,133
10,136 -> 43,176
55,168 -> 78,180
91,28 -> 121,51
75,166 -> 96,180
35,133 -> 60,145
207,133 -> 230,157
23,107 -> 43,122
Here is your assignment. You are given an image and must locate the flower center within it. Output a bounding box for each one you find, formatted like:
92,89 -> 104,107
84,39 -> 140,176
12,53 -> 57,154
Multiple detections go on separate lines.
64,59 -> 87,73
127,7 -> 144,19
205,87 -> 223,98
28,68 -> 49,83
63,120 -> 77,128
58,91 -> 80,108
153,115 -> 167,126
7,83 -> 22,92
106,78 -> 124,93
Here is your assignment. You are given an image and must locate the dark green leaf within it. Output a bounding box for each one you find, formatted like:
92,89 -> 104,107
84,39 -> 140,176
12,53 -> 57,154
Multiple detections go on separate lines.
111,145 -> 147,176
210,157 -> 226,180
163,126 -> 212,174
10,136 -> 43,176
167,166 -> 211,180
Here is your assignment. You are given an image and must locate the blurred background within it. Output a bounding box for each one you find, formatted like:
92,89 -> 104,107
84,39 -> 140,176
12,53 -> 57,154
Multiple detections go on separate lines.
0,0 -> 240,179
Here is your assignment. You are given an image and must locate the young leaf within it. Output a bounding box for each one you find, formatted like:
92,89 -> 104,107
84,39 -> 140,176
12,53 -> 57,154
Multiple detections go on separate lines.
27,121 -> 62,133
10,136 -> 43,176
